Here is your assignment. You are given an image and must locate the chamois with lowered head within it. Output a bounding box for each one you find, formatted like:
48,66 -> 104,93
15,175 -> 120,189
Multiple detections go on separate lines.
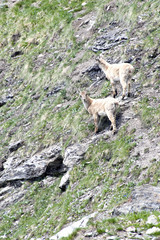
97,56 -> 134,99
80,91 -> 119,134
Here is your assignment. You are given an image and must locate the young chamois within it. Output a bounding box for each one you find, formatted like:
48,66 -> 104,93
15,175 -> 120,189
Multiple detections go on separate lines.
97,56 -> 134,99
80,91 -> 119,134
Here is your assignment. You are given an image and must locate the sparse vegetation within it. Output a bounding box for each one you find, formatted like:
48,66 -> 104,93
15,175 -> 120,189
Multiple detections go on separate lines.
137,97 -> 160,132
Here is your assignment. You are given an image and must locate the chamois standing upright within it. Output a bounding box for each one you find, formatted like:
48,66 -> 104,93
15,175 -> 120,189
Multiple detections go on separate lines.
97,56 -> 134,99
80,91 -> 119,134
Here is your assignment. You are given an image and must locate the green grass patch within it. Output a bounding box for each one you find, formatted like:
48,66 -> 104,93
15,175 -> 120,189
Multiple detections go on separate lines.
89,211 -> 160,238
137,97 -> 160,132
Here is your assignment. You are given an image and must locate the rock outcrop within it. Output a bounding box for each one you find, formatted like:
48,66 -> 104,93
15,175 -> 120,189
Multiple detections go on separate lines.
50,212 -> 97,240
0,145 -> 63,187
0,141 -> 90,209
112,185 -> 160,215
8,140 -> 24,153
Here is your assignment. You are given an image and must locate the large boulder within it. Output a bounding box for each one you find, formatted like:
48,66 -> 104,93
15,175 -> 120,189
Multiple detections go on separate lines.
0,145 -> 64,186
59,142 -> 89,191
112,185 -> 160,215
63,142 -> 89,168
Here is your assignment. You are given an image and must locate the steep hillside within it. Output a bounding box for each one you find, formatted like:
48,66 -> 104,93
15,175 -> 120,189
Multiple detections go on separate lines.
0,0 -> 160,239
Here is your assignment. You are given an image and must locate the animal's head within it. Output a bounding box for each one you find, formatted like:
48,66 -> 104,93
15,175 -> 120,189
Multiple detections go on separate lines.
79,91 -> 88,101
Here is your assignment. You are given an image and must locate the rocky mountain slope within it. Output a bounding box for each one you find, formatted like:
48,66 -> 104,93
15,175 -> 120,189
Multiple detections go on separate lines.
0,0 -> 160,239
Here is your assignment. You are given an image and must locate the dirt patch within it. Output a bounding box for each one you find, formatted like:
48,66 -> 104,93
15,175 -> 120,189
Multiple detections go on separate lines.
72,11 -> 97,42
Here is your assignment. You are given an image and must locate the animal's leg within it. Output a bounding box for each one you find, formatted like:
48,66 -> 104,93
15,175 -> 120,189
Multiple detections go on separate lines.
127,82 -> 131,97
121,81 -> 127,99
107,111 -> 117,134
111,82 -> 117,98
93,113 -> 99,133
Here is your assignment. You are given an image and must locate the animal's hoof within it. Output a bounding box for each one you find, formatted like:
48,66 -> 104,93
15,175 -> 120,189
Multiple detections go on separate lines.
128,92 -> 134,98
113,92 -> 118,98
110,125 -> 113,131
94,130 -> 99,134
112,129 -> 117,135
94,132 -> 99,136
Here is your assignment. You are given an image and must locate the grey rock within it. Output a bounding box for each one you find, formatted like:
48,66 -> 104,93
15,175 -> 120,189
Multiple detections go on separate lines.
84,231 -> 97,237
32,94 -> 40,100
0,95 -> 14,108
146,215 -> 158,225
133,234 -> 144,239
9,140 -> 24,152
82,63 -> 105,81
126,226 -> 136,232
92,41 -> 126,52
0,160 -> 4,171
91,27 -> 128,52
106,237 -> 119,240
6,94 -> 14,99
0,186 -> 12,197
152,237 -> 160,240
11,32 -> 21,44
0,184 -> 27,210
0,99 -> 7,107
148,48 -> 159,59
146,227 -> 160,235
50,212 -> 97,240
0,145 -> 63,186
46,85 -> 65,97
112,185 -> 160,215
58,142 -> 89,191
11,50 -> 23,58
0,3 -> 8,8
115,33 -> 128,42
63,142 -> 89,168
59,171 -> 70,191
